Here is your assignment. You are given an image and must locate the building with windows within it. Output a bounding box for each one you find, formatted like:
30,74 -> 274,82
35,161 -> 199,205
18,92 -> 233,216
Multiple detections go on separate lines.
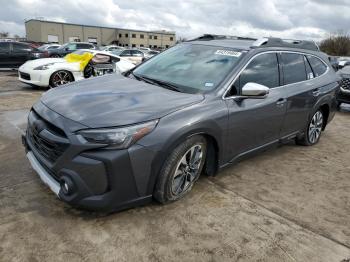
25,19 -> 176,49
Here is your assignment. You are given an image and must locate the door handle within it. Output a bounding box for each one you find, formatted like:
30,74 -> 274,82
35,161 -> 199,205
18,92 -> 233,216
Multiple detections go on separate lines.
312,88 -> 320,96
276,98 -> 287,107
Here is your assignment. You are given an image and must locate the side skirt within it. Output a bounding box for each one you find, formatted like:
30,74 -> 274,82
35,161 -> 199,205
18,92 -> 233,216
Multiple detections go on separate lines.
219,131 -> 301,169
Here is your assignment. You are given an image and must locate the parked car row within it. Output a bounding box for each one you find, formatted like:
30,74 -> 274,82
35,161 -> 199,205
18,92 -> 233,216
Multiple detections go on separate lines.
1,40 -> 161,69
327,56 -> 350,106
0,41 -> 47,68
328,55 -> 350,71
18,49 -> 135,88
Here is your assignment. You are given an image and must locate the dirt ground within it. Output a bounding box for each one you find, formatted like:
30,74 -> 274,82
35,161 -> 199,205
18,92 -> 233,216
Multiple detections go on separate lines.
0,71 -> 350,262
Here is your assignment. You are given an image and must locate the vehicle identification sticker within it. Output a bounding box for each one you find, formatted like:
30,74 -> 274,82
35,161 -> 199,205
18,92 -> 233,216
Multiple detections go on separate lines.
215,50 -> 242,57
204,82 -> 214,87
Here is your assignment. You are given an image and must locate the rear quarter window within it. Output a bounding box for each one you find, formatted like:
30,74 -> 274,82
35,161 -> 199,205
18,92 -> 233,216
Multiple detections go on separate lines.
307,56 -> 327,77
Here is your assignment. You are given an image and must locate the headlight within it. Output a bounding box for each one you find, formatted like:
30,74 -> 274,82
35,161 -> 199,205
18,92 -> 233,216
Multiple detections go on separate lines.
77,120 -> 158,149
34,63 -> 55,70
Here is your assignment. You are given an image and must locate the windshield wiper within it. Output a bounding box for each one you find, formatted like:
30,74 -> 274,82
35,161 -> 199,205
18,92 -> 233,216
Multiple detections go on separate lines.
133,74 -> 182,92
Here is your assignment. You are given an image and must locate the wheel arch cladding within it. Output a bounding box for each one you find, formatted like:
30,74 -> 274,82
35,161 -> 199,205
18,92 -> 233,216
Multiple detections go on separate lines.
319,104 -> 330,130
147,128 -> 222,194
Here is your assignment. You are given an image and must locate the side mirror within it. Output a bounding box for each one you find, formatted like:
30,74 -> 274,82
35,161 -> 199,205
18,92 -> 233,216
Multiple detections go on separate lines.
241,82 -> 269,98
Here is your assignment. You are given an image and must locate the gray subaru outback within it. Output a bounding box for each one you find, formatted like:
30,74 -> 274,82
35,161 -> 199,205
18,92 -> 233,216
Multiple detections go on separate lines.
23,35 -> 339,211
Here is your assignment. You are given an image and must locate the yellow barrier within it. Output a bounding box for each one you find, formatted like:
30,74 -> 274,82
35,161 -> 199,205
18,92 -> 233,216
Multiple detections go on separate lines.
64,52 -> 94,71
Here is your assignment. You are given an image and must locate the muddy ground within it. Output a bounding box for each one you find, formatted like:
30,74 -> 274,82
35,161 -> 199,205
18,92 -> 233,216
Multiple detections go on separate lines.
0,71 -> 350,262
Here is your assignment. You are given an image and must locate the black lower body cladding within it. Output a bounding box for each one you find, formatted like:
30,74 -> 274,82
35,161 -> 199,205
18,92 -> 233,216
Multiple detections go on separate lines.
23,103 -> 157,211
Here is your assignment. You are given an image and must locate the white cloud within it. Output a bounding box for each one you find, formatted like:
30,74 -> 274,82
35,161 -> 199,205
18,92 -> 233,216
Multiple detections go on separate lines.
0,0 -> 348,40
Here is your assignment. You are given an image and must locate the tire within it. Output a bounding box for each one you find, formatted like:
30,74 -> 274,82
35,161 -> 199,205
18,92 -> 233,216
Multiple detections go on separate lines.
296,109 -> 324,146
49,70 -> 74,88
154,135 -> 207,204
50,54 -> 61,58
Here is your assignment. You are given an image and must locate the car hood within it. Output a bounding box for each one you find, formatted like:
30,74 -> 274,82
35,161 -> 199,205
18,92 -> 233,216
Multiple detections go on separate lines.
20,58 -> 66,69
40,74 -> 204,128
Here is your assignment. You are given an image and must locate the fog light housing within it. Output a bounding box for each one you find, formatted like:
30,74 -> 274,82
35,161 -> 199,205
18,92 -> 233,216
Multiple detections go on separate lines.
60,176 -> 75,195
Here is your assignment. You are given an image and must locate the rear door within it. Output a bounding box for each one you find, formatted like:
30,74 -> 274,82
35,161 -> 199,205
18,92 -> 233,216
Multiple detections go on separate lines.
10,42 -> 32,67
0,42 -> 11,68
225,52 -> 287,159
279,52 -> 320,137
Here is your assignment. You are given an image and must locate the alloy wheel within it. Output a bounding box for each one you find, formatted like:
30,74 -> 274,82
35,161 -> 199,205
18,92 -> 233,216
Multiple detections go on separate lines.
308,111 -> 323,144
51,71 -> 73,87
171,144 -> 204,196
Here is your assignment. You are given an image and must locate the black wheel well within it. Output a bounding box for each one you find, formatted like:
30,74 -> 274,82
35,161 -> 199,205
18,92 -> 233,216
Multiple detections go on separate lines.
319,104 -> 330,130
202,134 -> 219,176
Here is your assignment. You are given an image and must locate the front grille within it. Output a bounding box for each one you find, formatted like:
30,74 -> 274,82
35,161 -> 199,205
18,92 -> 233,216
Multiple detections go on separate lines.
19,71 -> 31,80
27,110 -> 69,163
340,78 -> 350,90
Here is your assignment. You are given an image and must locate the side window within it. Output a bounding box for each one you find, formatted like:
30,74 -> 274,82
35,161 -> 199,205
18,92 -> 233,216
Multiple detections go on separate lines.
120,50 -> 131,56
281,53 -> 306,85
228,53 -> 279,96
132,50 -> 143,57
77,43 -> 93,49
240,53 -> 279,89
307,56 -> 327,77
67,43 -> 77,51
12,43 -> 31,52
0,42 -> 10,52
304,56 -> 314,80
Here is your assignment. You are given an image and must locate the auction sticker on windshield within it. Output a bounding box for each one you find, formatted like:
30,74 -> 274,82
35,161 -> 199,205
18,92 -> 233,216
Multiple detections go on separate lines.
215,50 -> 242,57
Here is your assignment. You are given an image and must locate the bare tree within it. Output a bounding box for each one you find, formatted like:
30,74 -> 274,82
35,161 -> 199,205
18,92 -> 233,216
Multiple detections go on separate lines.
176,37 -> 187,43
0,31 -> 9,38
319,32 -> 350,56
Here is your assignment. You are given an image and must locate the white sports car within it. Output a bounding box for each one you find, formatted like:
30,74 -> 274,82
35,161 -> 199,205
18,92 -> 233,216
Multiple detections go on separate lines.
18,49 -> 136,88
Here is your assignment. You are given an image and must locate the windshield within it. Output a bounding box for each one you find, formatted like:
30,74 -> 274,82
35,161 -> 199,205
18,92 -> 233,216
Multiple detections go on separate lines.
133,43 -> 244,93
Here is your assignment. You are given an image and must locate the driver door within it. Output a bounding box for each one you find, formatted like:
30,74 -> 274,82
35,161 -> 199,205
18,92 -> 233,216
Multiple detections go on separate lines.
224,52 -> 287,161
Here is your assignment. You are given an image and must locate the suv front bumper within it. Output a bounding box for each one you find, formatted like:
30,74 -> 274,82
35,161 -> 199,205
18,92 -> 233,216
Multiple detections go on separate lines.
22,104 -> 156,211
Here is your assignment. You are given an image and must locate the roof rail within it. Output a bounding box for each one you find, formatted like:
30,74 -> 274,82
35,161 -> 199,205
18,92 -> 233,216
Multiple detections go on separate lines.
189,34 -> 256,41
251,37 -> 320,51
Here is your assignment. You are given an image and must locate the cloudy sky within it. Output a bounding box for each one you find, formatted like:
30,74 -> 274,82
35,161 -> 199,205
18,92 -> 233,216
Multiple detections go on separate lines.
0,0 -> 349,41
